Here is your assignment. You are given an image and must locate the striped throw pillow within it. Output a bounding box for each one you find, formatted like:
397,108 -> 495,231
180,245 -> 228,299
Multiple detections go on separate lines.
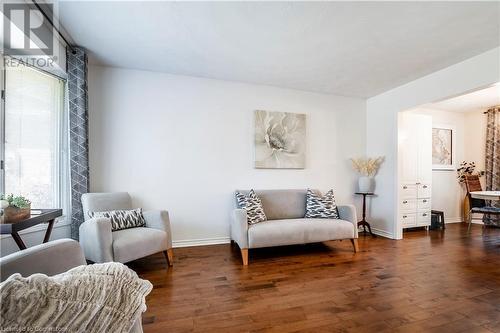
89,208 -> 146,231
235,190 -> 267,225
305,189 -> 339,219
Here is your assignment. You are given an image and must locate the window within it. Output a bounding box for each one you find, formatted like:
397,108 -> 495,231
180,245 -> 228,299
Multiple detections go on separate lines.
1,58 -> 68,212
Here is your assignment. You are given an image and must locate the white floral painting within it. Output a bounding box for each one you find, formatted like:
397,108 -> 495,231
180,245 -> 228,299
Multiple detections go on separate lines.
255,110 -> 306,169
432,127 -> 454,170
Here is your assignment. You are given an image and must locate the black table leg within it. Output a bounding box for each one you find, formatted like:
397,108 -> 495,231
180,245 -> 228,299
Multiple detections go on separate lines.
357,193 -> 375,236
43,219 -> 55,243
358,220 -> 374,236
11,231 -> 27,250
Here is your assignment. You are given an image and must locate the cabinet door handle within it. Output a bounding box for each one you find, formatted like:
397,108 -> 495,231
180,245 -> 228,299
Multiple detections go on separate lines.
403,186 -> 407,189
403,215 -> 407,218
403,200 -> 408,204
416,182 -> 421,185
423,213 -> 427,217
423,199 -> 427,203
423,185 -> 428,189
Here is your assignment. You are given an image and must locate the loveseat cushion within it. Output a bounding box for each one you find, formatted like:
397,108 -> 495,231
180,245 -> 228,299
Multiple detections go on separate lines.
237,189 -> 308,220
235,190 -> 267,225
305,189 -> 339,219
247,218 -> 355,249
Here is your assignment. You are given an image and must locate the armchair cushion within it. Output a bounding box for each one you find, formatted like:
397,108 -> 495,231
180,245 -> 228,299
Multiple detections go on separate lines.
90,208 -> 146,231
112,227 -> 168,263
0,239 -> 144,333
0,239 -> 86,282
81,192 -> 132,221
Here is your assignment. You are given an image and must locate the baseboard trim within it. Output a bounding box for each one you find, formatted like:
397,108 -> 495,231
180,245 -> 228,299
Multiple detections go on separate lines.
371,228 -> 394,239
445,217 -> 463,224
172,237 -> 231,248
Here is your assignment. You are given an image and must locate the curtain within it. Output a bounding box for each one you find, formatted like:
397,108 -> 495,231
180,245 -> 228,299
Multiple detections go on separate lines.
67,47 -> 89,239
484,106 -> 500,226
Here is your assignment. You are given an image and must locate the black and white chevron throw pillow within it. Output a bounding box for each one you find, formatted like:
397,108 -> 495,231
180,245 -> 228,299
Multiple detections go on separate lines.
305,189 -> 339,219
235,190 -> 267,225
89,208 -> 146,231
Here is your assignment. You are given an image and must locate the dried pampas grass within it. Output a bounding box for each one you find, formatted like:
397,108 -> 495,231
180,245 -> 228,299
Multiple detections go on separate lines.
350,157 -> 384,177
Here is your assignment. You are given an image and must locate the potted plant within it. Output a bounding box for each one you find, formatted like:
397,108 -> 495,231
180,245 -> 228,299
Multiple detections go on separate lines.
350,157 -> 384,193
0,194 -> 31,223
456,161 -> 481,184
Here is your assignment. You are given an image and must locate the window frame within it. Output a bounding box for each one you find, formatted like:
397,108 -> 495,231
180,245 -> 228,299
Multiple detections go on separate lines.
1,56 -> 5,194
0,55 -> 69,217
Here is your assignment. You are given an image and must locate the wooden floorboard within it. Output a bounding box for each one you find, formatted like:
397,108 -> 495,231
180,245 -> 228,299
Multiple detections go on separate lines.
129,223 -> 500,333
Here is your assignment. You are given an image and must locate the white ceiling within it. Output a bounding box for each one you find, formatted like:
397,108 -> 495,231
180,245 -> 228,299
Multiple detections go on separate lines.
58,1 -> 500,98
424,84 -> 500,113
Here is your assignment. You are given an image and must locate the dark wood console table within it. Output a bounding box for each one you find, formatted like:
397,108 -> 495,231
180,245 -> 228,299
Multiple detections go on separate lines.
1,209 -> 62,250
355,192 -> 375,236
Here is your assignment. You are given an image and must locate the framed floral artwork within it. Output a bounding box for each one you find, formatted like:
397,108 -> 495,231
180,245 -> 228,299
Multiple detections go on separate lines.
254,110 -> 306,169
432,125 -> 455,170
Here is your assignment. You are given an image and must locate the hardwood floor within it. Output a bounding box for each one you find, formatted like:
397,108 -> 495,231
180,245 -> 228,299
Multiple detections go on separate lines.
130,224 -> 500,333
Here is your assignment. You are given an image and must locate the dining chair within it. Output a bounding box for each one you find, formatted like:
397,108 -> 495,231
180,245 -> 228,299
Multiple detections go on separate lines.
464,175 -> 500,232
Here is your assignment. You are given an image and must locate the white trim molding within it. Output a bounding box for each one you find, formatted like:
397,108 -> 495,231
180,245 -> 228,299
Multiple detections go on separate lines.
371,228 -> 395,239
172,236 -> 231,248
445,217 -> 463,224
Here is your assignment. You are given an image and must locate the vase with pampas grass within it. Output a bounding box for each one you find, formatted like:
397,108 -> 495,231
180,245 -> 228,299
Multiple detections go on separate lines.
350,157 -> 384,193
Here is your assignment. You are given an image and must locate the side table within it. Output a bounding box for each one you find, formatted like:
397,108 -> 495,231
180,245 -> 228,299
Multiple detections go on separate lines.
0,209 -> 62,250
355,192 -> 375,236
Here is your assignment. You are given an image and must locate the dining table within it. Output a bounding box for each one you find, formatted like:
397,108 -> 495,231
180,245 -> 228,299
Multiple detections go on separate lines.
470,191 -> 500,201
469,191 -> 500,227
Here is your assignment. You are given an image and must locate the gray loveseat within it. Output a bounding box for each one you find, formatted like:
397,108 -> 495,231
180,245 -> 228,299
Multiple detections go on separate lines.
231,189 -> 358,265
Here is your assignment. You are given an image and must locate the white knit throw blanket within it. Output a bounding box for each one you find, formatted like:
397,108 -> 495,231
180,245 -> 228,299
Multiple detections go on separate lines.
0,262 -> 153,333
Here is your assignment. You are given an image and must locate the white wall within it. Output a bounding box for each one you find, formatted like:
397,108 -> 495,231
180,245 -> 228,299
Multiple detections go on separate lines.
366,47 -> 499,239
88,66 -> 366,246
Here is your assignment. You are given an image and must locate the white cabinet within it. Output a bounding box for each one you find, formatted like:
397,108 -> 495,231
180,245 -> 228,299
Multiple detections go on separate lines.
398,113 -> 432,229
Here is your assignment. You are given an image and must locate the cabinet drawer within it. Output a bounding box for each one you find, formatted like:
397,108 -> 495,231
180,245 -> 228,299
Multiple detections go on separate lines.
401,212 -> 417,228
417,211 -> 431,226
400,184 -> 417,199
417,183 -> 431,198
400,198 -> 417,212
417,198 -> 431,210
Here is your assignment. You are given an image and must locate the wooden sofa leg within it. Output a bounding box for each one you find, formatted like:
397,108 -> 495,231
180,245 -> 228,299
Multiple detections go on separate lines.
241,249 -> 248,266
351,239 -> 359,253
164,249 -> 174,267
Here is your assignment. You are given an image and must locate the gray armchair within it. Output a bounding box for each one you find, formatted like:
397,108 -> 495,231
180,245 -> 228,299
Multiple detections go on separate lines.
0,239 -> 143,333
80,192 -> 173,266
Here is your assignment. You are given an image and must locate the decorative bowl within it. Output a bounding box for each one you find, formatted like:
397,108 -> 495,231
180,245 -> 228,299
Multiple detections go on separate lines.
3,205 -> 31,223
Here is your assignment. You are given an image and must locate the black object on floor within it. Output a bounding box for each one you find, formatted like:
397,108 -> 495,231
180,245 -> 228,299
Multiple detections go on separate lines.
431,210 -> 445,230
